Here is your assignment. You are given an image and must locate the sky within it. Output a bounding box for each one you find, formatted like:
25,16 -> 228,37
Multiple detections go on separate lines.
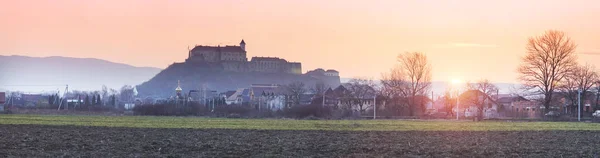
2,0 -> 600,84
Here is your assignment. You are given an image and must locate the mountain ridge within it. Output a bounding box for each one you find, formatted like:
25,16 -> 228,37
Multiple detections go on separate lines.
0,55 -> 162,92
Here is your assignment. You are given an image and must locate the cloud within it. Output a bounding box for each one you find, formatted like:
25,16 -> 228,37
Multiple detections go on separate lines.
450,43 -> 498,48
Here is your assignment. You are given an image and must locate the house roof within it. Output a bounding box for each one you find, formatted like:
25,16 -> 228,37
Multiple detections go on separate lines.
497,96 -> 529,103
240,39 -> 246,44
227,88 -> 250,101
221,91 -> 237,98
459,90 -> 500,105
251,84 -> 283,96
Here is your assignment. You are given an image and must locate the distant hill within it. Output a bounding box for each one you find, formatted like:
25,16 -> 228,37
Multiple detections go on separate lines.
0,55 -> 162,92
136,62 -> 341,98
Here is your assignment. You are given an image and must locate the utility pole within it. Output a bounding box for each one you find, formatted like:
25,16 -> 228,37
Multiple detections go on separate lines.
596,82 -> 600,113
373,95 -> 376,119
58,84 -> 68,110
576,90 -> 581,120
322,92 -> 325,108
456,89 -> 460,120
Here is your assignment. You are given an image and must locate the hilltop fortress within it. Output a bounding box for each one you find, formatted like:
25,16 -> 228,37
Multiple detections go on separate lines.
136,39 -> 340,97
185,40 -> 303,74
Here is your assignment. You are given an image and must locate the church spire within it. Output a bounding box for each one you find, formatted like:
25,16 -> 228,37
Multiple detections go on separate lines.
175,80 -> 182,92
240,39 -> 246,51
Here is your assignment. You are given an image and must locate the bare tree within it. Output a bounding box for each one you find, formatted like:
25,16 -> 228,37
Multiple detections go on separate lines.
380,66 -> 409,115
120,85 -> 135,105
464,79 -> 499,121
442,88 -> 456,117
518,30 -> 577,111
398,52 -> 432,116
285,81 -> 306,106
310,81 -> 327,96
558,64 -> 598,115
101,85 -> 109,106
380,66 -> 407,98
346,78 -> 377,112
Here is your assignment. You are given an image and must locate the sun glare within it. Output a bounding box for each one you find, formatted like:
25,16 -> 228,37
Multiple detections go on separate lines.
451,79 -> 462,85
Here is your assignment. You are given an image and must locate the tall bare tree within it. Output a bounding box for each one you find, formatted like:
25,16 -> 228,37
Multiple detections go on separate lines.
346,78 -> 377,112
380,66 -> 408,115
558,64 -> 598,114
380,66 -> 407,98
310,81 -> 327,96
398,52 -> 432,116
465,79 -> 499,121
285,81 -> 306,106
518,30 -> 577,111
120,85 -> 135,106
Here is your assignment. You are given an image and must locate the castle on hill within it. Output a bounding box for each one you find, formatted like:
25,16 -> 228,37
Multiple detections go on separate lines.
136,39 -> 341,97
185,40 -> 303,74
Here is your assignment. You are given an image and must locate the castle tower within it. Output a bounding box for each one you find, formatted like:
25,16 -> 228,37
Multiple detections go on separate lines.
240,39 -> 246,51
175,80 -> 182,97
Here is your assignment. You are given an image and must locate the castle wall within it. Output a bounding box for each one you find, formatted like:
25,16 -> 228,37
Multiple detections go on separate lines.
191,50 -> 220,62
222,61 -> 249,72
250,60 -> 287,73
219,51 -> 247,62
186,43 -> 302,74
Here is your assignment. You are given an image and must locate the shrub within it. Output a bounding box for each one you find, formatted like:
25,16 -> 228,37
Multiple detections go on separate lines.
304,115 -> 320,120
213,105 -> 254,117
284,104 -> 332,119
133,102 -> 207,116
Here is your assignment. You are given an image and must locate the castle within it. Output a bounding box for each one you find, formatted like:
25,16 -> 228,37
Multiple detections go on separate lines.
185,40 -> 302,74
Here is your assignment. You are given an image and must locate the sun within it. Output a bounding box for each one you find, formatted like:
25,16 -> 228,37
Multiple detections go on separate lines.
451,79 -> 462,85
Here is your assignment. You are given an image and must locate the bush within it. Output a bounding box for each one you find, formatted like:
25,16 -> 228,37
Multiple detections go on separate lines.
213,105 -> 254,117
283,104 -> 332,119
133,102 -> 207,116
227,113 -> 242,118
304,115 -> 320,120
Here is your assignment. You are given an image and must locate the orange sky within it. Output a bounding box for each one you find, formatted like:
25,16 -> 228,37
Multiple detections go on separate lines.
2,0 -> 600,83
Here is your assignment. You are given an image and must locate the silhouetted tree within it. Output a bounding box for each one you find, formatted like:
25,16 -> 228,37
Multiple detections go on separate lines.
558,64 -> 598,115
346,78 -> 377,112
381,65 -> 408,115
398,52 -> 432,116
92,95 -> 96,105
84,95 -> 90,107
49,95 -> 55,105
96,94 -> 102,105
285,81 -> 306,106
518,30 -> 577,111
110,95 -> 117,107
310,81 -> 327,96
465,79 -> 498,121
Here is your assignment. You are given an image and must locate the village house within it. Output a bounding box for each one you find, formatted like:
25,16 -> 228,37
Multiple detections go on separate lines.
456,90 -> 501,119
496,95 -> 542,118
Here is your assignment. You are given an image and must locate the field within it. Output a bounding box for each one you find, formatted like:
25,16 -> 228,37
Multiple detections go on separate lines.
1,115 -> 600,157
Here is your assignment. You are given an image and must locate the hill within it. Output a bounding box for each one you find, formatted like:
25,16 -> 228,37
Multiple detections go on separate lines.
0,55 -> 161,92
136,62 -> 341,97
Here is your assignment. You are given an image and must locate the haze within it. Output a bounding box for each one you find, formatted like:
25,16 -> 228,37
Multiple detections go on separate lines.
2,0 -> 600,83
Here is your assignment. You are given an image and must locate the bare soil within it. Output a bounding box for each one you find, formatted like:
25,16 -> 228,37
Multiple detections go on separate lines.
1,125 -> 599,157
